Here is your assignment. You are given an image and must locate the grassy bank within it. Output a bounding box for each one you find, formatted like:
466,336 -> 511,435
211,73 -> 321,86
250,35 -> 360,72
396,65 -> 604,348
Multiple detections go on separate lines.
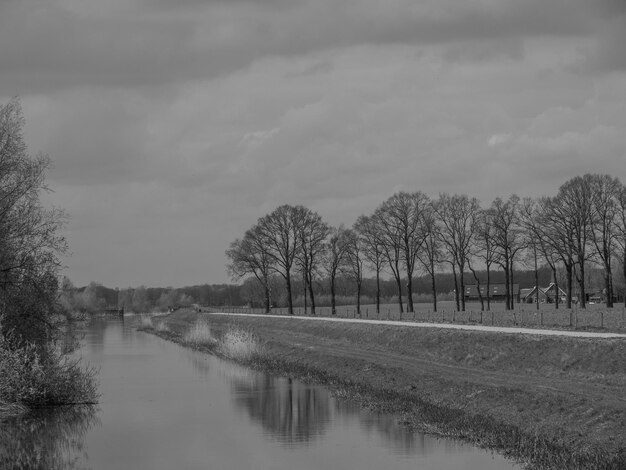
140,309 -> 626,470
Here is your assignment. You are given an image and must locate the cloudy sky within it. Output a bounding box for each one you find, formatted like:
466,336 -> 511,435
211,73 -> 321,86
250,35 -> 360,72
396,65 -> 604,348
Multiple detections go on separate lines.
2,0 -> 625,288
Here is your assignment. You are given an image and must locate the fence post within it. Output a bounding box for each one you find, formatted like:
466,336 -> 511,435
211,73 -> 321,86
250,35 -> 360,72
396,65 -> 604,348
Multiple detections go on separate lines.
601,311 -> 604,329
480,310 -> 483,324
491,311 -> 494,325
541,311 -> 543,327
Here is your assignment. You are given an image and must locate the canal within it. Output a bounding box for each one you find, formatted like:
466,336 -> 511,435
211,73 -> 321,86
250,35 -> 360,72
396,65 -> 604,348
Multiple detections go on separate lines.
1,317 -> 520,469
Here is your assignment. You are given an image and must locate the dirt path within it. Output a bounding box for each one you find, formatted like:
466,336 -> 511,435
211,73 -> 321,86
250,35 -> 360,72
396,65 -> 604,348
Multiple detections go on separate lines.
207,311 -> 626,338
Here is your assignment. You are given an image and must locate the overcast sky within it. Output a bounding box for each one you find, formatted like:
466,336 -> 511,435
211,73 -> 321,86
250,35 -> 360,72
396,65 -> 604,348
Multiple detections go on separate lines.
2,0 -> 625,288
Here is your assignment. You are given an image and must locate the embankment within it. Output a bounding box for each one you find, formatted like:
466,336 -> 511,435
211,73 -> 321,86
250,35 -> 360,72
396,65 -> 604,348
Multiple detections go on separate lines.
142,309 -> 626,470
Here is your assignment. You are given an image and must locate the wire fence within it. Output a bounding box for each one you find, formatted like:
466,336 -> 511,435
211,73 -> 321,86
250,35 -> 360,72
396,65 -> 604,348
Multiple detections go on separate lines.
202,301 -> 626,332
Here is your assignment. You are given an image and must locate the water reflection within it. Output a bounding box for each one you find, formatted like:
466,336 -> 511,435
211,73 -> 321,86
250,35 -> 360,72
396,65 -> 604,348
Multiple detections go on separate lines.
0,406 -> 99,470
230,373 -> 331,444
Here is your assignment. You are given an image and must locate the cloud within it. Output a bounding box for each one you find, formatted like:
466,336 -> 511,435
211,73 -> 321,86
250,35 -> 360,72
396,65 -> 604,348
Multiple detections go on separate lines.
2,0 -> 624,95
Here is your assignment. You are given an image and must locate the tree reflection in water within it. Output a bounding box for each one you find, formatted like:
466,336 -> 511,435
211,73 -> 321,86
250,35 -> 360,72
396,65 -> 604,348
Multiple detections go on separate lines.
231,374 -> 332,445
0,405 -> 99,470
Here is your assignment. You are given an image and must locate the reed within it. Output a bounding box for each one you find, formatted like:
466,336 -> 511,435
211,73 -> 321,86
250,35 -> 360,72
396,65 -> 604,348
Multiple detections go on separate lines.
183,320 -> 217,346
218,326 -> 263,361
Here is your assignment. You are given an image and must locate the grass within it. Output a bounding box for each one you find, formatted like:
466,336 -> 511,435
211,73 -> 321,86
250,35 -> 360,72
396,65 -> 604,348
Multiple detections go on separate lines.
183,320 -> 217,346
218,325 -> 263,361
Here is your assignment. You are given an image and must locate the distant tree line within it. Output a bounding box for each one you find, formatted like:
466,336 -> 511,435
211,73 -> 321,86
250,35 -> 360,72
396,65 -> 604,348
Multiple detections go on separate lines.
226,175 -> 626,315
59,281 -> 249,314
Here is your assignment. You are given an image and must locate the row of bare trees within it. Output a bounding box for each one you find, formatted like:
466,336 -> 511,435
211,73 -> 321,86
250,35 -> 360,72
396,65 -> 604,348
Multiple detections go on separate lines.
226,174 -> 626,315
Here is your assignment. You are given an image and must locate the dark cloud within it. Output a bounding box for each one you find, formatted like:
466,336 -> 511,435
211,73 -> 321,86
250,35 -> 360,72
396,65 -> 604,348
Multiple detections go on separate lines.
1,0 -> 623,95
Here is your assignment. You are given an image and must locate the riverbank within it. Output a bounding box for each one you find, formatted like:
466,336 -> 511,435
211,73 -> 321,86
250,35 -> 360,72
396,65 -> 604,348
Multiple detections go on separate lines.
142,309 -> 626,469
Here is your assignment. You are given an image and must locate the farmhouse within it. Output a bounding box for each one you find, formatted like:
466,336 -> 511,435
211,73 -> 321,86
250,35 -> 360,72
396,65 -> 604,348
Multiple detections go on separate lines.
464,284 -> 520,303
521,282 -> 567,304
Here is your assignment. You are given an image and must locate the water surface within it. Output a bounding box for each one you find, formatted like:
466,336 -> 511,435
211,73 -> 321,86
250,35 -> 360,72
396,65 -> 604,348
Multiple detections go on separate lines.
1,317 -> 520,469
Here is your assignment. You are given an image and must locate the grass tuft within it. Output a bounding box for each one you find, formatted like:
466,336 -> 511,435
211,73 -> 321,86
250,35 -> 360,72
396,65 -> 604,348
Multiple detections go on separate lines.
218,326 -> 263,361
183,320 -> 217,346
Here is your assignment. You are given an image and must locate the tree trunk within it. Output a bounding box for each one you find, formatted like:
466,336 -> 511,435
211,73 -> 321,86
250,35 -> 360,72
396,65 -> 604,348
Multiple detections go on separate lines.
459,262 -> 466,312
376,269 -> 381,314
486,264 -> 491,311
286,272 -> 294,315
470,267 -> 484,311
356,281 -> 362,316
452,264 -> 460,312
578,256 -> 586,309
510,258 -> 515,310
534,248 -> 539,310
566,264 -> 573,309
395,274 -> 404,313
605,271 -> 612,308
330,275 -> 336,315
308,280 -> 316,315
430,258 -> 437,313
504,257 -> 511,311
552,267 -> 559,310
622,248 -> 626,308
264,281 -> 271,313
406,272 -> 414,313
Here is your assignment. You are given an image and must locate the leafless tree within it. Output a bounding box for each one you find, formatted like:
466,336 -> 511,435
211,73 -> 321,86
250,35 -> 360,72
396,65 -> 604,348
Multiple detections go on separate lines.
256,205 -> 306,315
343,228 -> 364,315
323,226 -> 350,315
353,214 -> 384,315
556,176 -> 595,309
588,174 -> 621,308
489,195 -> 523,311
416,201 -> 441,312
225,224 -> 274,313
375,192 -> 429,313
435,193 -> 480,312
295,208 -> 329,315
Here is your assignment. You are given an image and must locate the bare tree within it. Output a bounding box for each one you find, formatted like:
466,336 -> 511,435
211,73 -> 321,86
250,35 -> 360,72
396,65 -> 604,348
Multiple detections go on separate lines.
473,210 -> 497,311
373,204 -> 404,313
344,228 -> 364,316
489,195 -> 523,310
324,226 -> 350,315
435,193 -> 480,312
616,184 -> 626,307
588,174 -> 621,308
556,176 -> 595,309
256,205 -> 306,315
295,208 -> 329,315
354,214 -> 384,315
416,201 -> 441,312
225,224 -> 274,313
375,192 -> 429,313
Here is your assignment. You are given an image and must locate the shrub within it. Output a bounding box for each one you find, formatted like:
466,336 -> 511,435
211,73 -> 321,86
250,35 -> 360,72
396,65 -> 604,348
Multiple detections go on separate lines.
218,326 -> 263,361
0,335 -> 98,407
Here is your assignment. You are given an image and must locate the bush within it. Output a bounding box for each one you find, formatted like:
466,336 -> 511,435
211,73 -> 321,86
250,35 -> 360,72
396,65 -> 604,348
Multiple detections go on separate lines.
0,335 -> 98,408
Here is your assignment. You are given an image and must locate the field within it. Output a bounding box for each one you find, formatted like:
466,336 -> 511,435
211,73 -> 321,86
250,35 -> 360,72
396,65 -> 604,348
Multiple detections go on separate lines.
209,300 -> 626,331
145,308 -> 626,469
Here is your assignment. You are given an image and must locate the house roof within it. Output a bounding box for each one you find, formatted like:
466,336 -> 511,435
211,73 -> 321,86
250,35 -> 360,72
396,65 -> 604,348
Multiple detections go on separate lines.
464,284 -> 520,296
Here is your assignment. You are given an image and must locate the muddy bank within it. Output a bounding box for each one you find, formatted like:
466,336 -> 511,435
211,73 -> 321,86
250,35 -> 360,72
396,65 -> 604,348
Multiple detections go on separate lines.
143,310 -> 626,469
